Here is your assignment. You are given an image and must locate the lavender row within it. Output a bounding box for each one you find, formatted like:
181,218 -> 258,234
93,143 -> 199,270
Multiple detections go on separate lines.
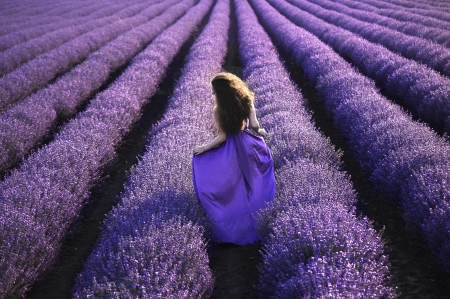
73,0 -> 227,296
0,0 -> 150,77
0,1 -> 80,18
385,0 -> 450,13
292,0 -> 450,76
235,1 -> 394,297
0,15 -> 80,37
75,217 -> 213,298
340,0 -> 450,29
0,0 -> 204,296
0,0 -> 146,31
276,0 -> 450,135
0,0 -> 98,26
0,1 -> 136,45
409,0 -> 450,10
251,0 -> 450,273
0,1 -> 102,19
0,1 -> 142,55
0,16 -> 68,31
0,0 -> 182,174
357,0 -> 450,20
0,1 -> 79,22
259,201 -> 392,298
309,0 -> 450,48
0,1 -> 160,112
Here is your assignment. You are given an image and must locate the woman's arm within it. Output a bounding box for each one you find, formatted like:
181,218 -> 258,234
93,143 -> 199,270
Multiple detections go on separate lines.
193,108 -> 227,155
193,130 -> 226,155
248,105 -> 267,137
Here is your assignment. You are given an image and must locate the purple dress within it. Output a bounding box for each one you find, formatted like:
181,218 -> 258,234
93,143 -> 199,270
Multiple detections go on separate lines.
192,127 -> 276,245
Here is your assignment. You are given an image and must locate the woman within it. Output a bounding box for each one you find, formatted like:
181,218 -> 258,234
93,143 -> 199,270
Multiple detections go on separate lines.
192,72 -> 275,245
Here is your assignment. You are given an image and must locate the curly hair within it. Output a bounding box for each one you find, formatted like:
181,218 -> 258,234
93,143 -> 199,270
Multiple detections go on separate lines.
211,72 -> 254,134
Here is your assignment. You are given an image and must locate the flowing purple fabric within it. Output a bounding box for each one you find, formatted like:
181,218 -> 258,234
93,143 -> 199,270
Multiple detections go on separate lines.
192,128 -> 276,245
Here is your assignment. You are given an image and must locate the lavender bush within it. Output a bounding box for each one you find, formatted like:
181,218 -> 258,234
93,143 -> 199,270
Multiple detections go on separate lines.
0,1 -> 134,51
356,0 -> 450,21
339,0 -> 450,29
74,0 -> 230,296
270,0 -> 450,135
287,0 -> 450,76
303,0 -> 450,47
413,0 -> 450,10
257,161 -> 359,237
0,0 -> 212,296
250,0 -> 450,273
259,206 -> 391,298
0,0 -> 156,110
0,7 -> 86,35
0,1 -> 84,24
73,216 -> 213,298
0,0 -> 96,19
235,0 -> 394,297
384,0 -> 450,11
0,1 -> 100,23
0,0 -> 184,173
392,0 -> 450,12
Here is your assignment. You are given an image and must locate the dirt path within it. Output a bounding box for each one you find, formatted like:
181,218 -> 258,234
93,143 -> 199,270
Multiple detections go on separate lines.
208,242 -> 262,299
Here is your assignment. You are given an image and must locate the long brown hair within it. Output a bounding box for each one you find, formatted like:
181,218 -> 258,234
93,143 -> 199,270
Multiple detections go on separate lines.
211,72 -> 254,134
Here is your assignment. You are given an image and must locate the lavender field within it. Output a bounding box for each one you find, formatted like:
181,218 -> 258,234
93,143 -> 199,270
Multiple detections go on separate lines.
0,0 -> 449,298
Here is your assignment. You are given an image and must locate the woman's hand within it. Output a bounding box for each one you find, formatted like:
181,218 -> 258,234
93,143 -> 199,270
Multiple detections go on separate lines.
193,132 -> 226,155
193,145 -> 206,155
258,128 -> 267,137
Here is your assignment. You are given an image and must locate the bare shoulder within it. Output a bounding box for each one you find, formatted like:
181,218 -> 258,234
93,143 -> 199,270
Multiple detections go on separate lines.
248,104 -> 259,129
250,103 -> 258,116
